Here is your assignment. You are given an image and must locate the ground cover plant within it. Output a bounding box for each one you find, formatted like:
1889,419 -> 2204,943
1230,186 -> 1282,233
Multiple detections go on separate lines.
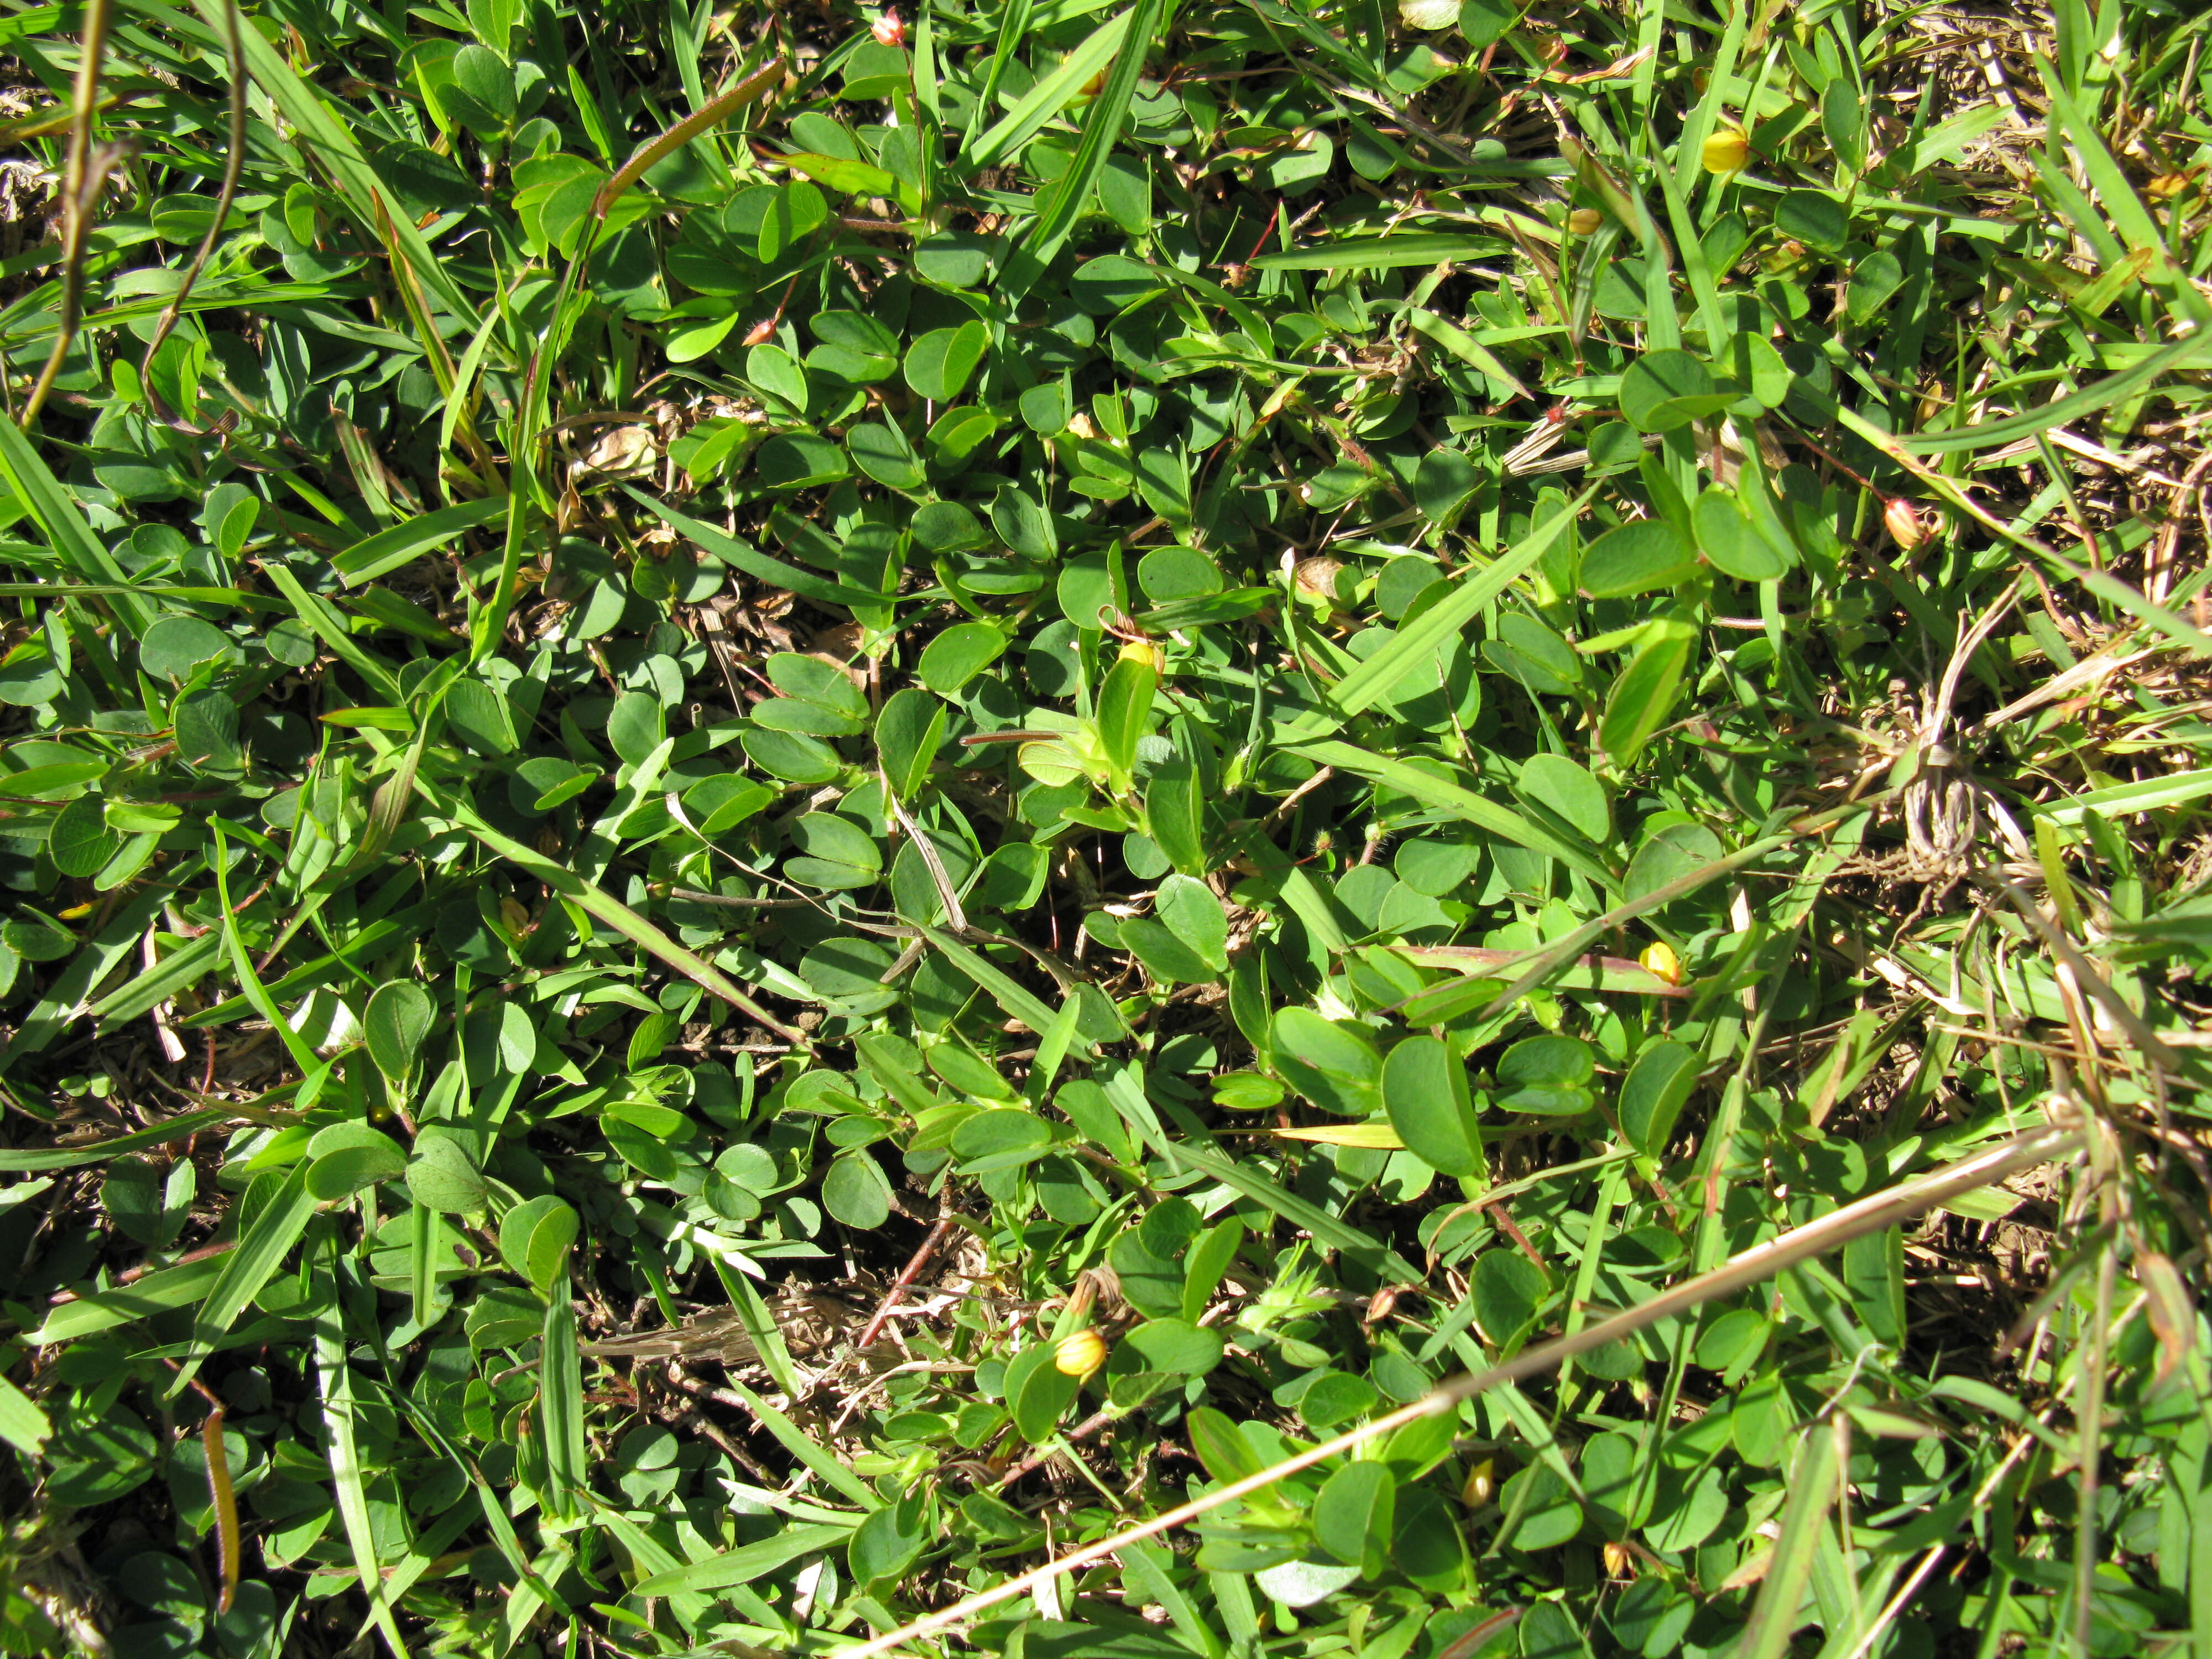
1,0 -> 2211,1652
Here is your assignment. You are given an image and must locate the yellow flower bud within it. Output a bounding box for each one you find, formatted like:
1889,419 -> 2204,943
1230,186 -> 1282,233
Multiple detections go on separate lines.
1117,638 -> 1165,674
1638,941 -> 1684,986
1460,1456 -> 1496,1509
1884,497 -> 1925,551
1054,1328 -> 1108,1378
1701,127 -> 1750,175
1566,208 -> 1603,237
1603,1541 -> 1633,1577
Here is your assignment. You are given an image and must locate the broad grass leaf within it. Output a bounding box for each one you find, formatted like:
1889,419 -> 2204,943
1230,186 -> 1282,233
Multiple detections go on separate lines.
1186,1406 -> 1265,1481
1094,655 -> 1157,791
1599,626 -> 1694,765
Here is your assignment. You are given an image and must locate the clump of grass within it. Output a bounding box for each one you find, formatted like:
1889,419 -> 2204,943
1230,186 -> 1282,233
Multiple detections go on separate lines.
0,0 -> 2209,1655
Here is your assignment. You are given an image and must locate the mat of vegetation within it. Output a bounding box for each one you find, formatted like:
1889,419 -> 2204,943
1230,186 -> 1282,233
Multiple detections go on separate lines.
1,0 -> 2211,1652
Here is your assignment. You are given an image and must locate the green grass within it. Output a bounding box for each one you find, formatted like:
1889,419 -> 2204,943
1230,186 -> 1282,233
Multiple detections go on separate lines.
1,0 -> 2211,1653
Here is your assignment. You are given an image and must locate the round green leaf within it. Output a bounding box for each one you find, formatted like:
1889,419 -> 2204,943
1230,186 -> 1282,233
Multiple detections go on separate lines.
172,690 -> 242,773
1692,487 -> 1787,582
875,686 -> 947,800
1775,188 -> 1850,251
1619,1039 -> 1701,1153
822,1151 -> 894,1229
950,1108 -> 1053,1169
903,321 -> 989,402
404,1134 -> 487,1215
847,421 -> 927,491
1618,349 -> 1730,434
305,1134 -> 408,1201
1383,1035 -> 1480,1177
1313,1461 -> 1396,1573
1516,753 -> 1610,842
365,981 -> 435,1081
1271,1008 -> 1383,1117
917,623 -> 1007,696
848,1492 -> 929,1584
1004,1339 -> 1081,1444
48,794 -> 120,878
1121,1317 -> 1224,1376
740,726 -> 843,785
1469,1248 -> 1547,1340
1579,518 -> 1699,598
1155,874 -> 1229,972
1414,447 -> 1480,524
1299,1370 -> 1379,1428
1494,1034 -> 1595,1115
1500,1464 -> 1582,1551
139,615 -> 238,681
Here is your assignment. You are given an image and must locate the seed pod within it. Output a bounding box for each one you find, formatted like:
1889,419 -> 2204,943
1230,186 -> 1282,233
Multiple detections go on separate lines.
1884,496 -> 1925,551
1638,940 -> 1684,986
1054,1328 -> 1108,1378
1397,0 -> 1459,27
1701,127 -> 1750,175
1567,208 -> 1603,236
1292,556 -> 1345,603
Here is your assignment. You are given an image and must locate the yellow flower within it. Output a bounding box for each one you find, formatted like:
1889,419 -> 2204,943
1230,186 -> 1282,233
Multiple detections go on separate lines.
1638,941 -> 1684,986
1054,1328 -> 1108,1378
1701,127 -> 1750,175
1117,638 -> 1165,674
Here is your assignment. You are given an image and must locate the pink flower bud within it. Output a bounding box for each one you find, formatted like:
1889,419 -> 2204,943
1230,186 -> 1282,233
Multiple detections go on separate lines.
742,317 -> 778,347
872,8 -> 905,45
1884,497 -> 1924,551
